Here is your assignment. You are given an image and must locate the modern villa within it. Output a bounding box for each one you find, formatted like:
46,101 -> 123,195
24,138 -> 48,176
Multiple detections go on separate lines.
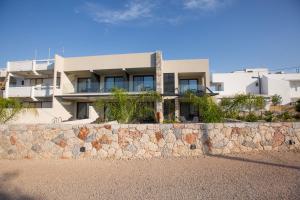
211,68 -> 300,104
2,51 -> 211,123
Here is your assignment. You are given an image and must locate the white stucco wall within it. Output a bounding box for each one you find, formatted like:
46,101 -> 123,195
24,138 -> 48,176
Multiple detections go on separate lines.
211,71 -> 263,96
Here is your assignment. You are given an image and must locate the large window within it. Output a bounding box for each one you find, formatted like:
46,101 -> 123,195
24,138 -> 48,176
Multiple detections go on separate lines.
163,73 -> 175,94
179,79 -> 198,94
77,78 -> 92,93
77,102 -> 89,119
105,76 -> 125,92
133,75 -> 154,92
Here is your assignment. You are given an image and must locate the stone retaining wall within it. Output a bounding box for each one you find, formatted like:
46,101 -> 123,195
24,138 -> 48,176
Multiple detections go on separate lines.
0,123 -> 299,159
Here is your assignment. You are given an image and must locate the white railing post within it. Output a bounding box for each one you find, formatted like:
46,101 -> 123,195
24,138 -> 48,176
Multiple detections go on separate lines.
4,62 -> 10,98
32,60 -> 38,75
31,86 -> 35,100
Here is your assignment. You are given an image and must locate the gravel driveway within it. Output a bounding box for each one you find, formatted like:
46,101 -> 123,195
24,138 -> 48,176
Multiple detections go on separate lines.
0,151 -> 299,200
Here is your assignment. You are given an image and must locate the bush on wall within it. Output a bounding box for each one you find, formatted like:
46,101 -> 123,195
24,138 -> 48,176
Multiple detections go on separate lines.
0,98 -> 23,124
184,91 -> 224,123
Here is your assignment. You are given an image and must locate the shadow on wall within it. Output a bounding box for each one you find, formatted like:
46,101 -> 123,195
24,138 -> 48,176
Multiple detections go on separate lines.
246,81 -> 259,94
205,154 -> 300,171
0,171 -> 36,200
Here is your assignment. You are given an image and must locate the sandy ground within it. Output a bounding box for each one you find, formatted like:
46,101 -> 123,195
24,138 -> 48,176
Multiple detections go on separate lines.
0,151 -> 299,200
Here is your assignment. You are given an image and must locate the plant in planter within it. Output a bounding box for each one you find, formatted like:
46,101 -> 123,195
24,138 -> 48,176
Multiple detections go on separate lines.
94,88 -> 161,124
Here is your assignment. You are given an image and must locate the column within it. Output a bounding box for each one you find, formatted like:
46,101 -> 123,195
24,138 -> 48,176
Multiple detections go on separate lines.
155,51 -> 163,123
174,72 -> 179,94
175,97 -> 180,122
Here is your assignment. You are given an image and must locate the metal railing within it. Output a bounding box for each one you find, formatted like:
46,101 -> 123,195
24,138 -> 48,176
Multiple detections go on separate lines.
179,85 -> 206,95
75,81 -> 156,93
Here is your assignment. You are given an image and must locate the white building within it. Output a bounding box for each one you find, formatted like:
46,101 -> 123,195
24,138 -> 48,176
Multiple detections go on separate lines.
261,73 -> 300,104
211,68 -> 300,105
0,69 -> 7,97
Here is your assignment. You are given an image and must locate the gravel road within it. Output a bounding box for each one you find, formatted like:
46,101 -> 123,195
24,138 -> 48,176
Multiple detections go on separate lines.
0,151 -> 299,200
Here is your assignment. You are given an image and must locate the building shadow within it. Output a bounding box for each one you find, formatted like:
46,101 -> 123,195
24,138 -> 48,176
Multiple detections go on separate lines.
0,171 -> 36,200
206,154 -> 300,171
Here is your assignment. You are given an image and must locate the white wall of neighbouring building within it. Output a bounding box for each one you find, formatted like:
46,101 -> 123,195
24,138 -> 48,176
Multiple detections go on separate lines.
261,73 -> 300,104
211,68 -> 268,97
211,68 -> 300,105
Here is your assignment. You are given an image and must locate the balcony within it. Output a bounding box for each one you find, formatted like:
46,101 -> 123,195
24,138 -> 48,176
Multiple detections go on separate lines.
74,76 -> 155,94
35,60 -> 54,71
8,59 -> 54,72
7,86 -> 54,98
179,84 -> 206,95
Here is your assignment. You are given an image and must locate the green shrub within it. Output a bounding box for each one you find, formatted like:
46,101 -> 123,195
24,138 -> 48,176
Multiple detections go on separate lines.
0,98 -> 23,124
245,113 -> 258,122
184,92 -> 224,123
264,111 -> 275,122
278,111 -> 293,121
219,94 -> 266,122
271,94 -> 282,106
94,88 -> 161,123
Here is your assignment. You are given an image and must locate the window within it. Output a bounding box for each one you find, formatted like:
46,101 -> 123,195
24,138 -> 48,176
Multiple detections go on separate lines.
211,83 -> 223,91
77,102 -> 89,119
56,77 -> 61,88
77,78 -> 92,93
179,79 -> 198,94
163,73 -> 175,94
180,102 -> 199,121
9,77 -> 17,87
105,76 -> 125,92
22,101 -> 52,108
133,75 -> 154,92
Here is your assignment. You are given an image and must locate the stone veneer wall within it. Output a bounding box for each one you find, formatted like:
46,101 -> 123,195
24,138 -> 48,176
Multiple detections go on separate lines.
0,123 -> 299,159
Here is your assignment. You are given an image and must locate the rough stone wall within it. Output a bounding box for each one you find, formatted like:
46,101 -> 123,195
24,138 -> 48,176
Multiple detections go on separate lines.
0,123 -> 299,159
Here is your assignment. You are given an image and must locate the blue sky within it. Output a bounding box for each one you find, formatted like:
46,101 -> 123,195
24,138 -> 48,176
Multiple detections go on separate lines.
0,0 -> 299,72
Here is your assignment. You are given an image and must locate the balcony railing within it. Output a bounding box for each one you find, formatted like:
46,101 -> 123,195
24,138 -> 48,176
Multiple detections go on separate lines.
179,85 -> 206,95
35,60 -> 54,71
7,86 -> 54,98
8,59 -> 54,72
75,81 -> 156,93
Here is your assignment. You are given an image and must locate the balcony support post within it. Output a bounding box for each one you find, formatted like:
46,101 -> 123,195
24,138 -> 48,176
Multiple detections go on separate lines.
32,60 -> 39,75
30,86 -> 37,101
174,97 -> 180,122
155,51 -> 163,123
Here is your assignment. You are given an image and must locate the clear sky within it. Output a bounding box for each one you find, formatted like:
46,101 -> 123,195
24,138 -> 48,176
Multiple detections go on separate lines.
0,0 -> 299,72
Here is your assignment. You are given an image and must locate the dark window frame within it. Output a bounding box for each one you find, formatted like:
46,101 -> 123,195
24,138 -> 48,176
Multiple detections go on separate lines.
179,79 -> 199,94
77,77 -> 92,93
133,75 -> 155,92
104,76 -> 125,92
77,102 -> 89,119
163,73 -> 175,94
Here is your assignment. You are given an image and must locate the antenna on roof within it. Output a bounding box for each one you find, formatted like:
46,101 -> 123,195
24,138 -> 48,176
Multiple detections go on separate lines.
62,46 -> 65,56
34,49 -> 38,60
